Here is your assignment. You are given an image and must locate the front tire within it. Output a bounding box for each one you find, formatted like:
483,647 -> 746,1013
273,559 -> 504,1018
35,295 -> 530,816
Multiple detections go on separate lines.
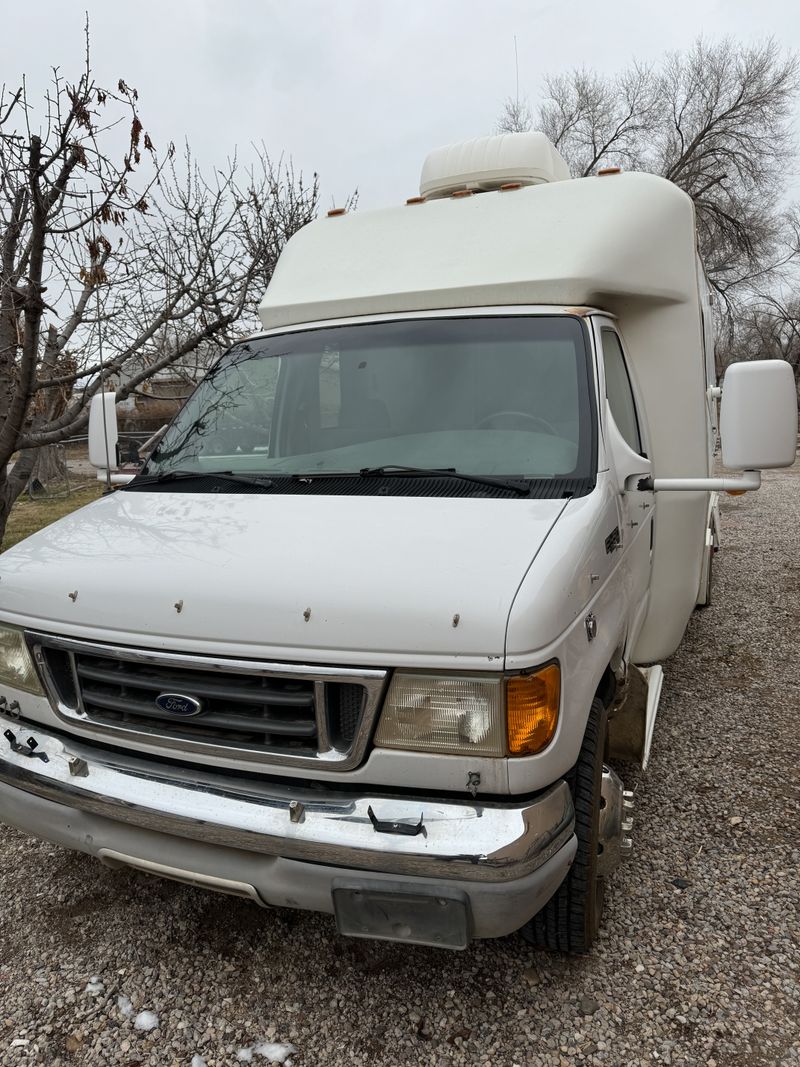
522,698 -> 608,953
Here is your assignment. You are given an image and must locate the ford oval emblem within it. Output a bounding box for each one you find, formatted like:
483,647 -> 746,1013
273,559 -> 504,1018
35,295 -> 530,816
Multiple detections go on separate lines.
155,692 -> 203,717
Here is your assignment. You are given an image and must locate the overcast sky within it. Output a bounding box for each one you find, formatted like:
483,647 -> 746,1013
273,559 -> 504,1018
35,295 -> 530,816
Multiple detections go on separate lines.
2,0 -> 799,209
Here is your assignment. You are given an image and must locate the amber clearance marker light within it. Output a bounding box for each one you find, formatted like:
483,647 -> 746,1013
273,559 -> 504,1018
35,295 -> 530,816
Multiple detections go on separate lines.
506,665 -> 560,756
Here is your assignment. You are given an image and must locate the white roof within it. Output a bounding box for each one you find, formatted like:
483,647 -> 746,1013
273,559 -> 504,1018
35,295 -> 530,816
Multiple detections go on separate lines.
258,172 -> 696,332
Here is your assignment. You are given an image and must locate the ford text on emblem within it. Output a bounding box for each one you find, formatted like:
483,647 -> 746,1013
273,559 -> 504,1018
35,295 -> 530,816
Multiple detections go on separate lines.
155,692 -> 203,717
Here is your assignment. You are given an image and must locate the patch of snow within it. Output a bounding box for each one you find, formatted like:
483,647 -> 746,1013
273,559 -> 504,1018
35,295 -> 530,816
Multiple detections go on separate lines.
255,1042 -> 296,1063
117,994 -> 133,1016
84,977 -> 104,995
237,1041 -> 298,1064
191,1057 -> 208,1067
133,1010 -> 159,1032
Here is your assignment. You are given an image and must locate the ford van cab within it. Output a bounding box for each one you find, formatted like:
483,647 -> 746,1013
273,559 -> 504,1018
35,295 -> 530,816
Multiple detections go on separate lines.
0,133 -> 796,952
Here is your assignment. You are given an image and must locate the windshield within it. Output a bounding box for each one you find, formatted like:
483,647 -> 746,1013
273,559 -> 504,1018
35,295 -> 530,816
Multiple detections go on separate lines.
144,316 -> 595,486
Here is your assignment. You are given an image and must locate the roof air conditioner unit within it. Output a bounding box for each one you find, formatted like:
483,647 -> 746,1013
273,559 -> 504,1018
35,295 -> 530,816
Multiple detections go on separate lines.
420,132 -> 571,200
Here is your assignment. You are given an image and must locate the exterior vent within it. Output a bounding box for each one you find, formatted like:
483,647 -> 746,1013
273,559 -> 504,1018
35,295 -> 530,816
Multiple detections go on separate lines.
419,132 -> 571,200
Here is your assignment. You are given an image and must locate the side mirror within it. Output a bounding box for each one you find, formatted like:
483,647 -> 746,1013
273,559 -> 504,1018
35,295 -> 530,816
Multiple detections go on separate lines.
88,392 -> 119,470
720,360 -> 798,470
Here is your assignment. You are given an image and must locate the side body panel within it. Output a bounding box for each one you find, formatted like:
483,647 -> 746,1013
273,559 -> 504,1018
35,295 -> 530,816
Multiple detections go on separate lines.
505,472 -> 629,791
620,298 -> 712,662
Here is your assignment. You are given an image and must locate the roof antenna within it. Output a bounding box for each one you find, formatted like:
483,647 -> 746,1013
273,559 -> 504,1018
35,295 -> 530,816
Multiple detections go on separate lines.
514,34 -> 520,110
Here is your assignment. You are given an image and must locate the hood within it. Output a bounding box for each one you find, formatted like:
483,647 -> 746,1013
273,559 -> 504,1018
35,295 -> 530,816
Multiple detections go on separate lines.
0,491 -> 569,666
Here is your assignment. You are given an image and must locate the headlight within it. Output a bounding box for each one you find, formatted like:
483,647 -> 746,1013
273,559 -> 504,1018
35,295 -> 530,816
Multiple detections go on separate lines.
375,674 -> 506,756
374,664 -> 559,758
0,625 -> 45,696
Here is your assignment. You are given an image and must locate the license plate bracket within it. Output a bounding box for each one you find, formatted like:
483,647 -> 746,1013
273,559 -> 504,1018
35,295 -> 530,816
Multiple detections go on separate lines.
332,880 -> 471,950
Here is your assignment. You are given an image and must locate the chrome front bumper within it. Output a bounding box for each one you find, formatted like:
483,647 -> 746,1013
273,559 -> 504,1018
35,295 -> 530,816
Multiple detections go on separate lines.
0,713 -> 574,884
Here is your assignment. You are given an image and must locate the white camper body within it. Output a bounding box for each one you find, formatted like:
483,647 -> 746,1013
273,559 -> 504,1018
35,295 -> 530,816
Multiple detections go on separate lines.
0,134 -> 796,952
259,163 -> 717,663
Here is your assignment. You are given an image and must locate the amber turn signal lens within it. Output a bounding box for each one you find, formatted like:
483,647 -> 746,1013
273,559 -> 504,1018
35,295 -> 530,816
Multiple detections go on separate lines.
506,665 -> 560,755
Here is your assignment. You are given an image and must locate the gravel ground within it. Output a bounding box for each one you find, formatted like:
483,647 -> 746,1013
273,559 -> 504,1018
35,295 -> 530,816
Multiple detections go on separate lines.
1,463 -> 798,1067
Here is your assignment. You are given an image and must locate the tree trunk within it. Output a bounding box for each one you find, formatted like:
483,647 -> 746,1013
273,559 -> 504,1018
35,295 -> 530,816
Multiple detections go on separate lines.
0,447 -> 38,547
29,444 -> 68,494
0,468 -> 15,549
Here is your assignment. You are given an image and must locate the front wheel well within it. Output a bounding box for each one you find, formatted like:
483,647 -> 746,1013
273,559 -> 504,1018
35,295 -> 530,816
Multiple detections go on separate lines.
594,664 -> 617,709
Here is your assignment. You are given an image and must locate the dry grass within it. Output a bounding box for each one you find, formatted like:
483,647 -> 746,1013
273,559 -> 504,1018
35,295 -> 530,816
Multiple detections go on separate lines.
1,483 -> 104,552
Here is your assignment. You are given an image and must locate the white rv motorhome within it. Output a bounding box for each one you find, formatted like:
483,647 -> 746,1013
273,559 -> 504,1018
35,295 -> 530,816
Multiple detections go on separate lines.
0,133 -> 796,951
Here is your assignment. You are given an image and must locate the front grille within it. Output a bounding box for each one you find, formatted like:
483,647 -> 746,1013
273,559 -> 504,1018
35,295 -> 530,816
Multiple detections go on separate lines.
30,635 -> 386,770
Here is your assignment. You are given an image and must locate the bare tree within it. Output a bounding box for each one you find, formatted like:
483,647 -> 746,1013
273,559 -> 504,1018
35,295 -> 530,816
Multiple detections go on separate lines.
719,292 -> 800,391
0,34 -> 323,543
654,39 -> 798,315
496,64 -> 658,169
496,96 -> 535,135
538,65 -> 659,176
494,38 -> 800,335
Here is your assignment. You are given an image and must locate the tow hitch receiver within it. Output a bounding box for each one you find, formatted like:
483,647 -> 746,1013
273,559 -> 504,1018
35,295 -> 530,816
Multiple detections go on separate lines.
332,880 -> 471,950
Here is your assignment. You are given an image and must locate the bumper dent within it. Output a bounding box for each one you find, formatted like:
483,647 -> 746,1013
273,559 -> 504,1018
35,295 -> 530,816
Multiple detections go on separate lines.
0,714 -> 574,884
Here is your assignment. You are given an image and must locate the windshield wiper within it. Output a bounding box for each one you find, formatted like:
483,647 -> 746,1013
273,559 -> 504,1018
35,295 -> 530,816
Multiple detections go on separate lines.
358,465 -> 531,496
124,470 -> 275,490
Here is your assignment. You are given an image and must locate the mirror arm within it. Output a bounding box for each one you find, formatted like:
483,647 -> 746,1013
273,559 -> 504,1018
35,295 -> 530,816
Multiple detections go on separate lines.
634,470 -> 761,493
95,472 -> 136,486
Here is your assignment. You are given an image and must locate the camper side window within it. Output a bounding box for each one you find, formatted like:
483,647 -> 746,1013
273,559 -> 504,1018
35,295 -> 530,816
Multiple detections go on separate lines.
602,330 -> 643,455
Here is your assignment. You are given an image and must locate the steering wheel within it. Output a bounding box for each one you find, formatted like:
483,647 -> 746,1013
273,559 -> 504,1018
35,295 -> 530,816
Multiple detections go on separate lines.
476,410 -> 558,434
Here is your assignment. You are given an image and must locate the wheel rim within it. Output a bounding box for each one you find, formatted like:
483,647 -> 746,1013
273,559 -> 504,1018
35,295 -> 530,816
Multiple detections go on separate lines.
597,765 -> 635,878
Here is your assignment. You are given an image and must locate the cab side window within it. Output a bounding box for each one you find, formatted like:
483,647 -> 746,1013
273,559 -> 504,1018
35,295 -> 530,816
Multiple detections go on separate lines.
602,329 -> 643,455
